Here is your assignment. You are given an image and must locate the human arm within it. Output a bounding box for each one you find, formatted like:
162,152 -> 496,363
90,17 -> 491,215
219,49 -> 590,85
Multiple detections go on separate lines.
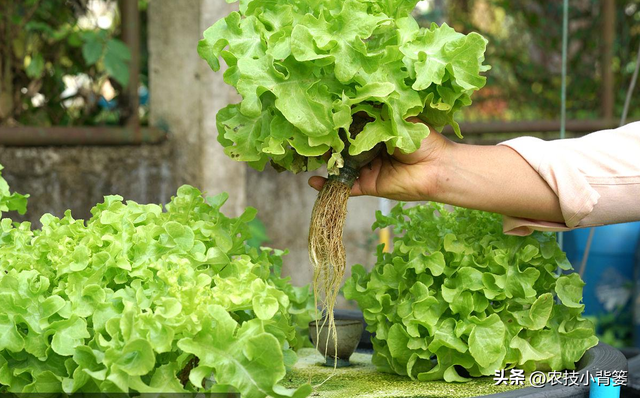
309,118 -> 564,223
498,122 -> 640,234
309,120 -> 640,234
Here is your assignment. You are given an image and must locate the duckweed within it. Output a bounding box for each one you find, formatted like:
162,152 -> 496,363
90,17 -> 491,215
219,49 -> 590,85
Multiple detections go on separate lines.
284,349 -> 527,398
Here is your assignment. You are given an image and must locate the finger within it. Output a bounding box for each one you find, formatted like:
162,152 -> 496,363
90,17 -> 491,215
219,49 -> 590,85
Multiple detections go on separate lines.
391,146 -> 418,164
355,157 -> 382,196
392,121 -> 441,164
350,179 -> 364,196
308,176 -> 327,191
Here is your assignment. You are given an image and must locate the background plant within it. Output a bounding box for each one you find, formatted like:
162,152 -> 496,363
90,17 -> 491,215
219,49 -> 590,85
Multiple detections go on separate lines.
344,203 -> 598,382
0,179 -> 314,398
0,0 -> 134,126
422,0 -> 640,122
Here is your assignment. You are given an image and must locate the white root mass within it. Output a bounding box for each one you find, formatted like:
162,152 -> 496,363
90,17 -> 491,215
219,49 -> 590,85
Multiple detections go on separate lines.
308,179 -> 351,364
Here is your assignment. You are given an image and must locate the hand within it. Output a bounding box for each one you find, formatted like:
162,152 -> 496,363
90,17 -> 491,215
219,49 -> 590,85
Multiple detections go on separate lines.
308,118 -> 450,201
309,117 -> 564,223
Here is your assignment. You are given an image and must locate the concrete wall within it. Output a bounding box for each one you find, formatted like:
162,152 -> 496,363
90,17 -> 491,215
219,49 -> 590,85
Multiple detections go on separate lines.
148,0 -> 246,217
0,144 -> 175,225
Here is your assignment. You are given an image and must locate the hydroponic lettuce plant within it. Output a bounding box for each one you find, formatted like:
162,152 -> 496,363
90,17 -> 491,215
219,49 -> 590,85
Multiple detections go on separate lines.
199,0 -> 488,173
0,165 -> 28,217
344,203 -> 598,382
198,0 -> 489,355
0,184 -> 313,398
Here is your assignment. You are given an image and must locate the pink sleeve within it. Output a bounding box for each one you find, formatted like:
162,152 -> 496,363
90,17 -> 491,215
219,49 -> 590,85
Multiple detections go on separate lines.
497,121 -> 640,236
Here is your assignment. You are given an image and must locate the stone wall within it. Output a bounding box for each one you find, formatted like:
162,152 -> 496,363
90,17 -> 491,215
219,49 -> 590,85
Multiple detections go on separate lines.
0,143 -> 176,225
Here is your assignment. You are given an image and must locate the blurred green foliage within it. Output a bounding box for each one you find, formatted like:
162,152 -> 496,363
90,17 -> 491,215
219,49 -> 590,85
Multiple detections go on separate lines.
586,307 -> 634,348
0,0 -> 131,126
3,0 -> 639,128
246,217 -> 271,249
418,0 -> 640,122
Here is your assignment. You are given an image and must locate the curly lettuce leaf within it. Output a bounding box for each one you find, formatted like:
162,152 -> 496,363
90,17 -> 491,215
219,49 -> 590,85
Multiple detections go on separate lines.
344,203 -> 597,381
178,306 -> 312,398
0,185 -> 314,397
0,165 -> 28,217
200,0 -> 489,174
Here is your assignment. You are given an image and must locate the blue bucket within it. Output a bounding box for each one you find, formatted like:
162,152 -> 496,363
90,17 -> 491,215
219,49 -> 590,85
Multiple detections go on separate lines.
563,222 -> 640,319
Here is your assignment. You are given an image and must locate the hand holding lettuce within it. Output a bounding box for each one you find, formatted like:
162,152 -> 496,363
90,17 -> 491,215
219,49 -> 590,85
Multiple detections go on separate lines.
198,0 -> 489,175
198,0 -> 490,355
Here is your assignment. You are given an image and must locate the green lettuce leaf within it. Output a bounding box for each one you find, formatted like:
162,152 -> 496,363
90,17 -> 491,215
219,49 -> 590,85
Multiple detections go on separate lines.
0,165 -> 28,217
199,0 -> 489,174
178,306 -> 312,398
0,183 -> 314,397
344,203 -> 597,381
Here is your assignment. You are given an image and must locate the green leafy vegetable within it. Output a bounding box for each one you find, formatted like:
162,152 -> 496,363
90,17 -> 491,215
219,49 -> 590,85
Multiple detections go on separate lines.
344,203 -> 598,382
0,165 -> 28,217
0,184 -> 313,397
199,0 -> 489,174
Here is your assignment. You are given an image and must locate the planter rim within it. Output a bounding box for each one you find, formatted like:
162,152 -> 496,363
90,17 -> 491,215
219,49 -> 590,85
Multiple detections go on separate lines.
624,348 -> 640,391
309,319 -> 363,328
479,342 -> 627,398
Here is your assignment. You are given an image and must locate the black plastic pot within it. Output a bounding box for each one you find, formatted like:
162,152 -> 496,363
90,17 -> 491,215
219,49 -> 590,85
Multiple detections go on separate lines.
336,309 -> 628,398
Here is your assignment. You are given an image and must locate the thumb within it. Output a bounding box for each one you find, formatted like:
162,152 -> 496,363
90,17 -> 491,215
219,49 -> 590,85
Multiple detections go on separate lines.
308,176 -> 327,191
